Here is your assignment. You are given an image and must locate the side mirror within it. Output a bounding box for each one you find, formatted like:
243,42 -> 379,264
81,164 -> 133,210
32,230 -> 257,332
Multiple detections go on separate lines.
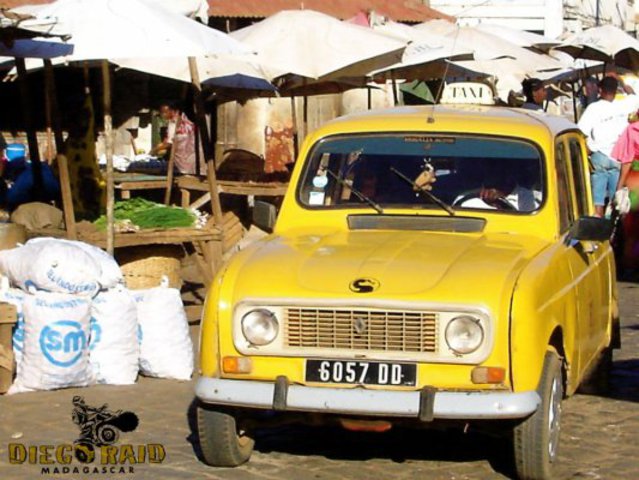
253,200 -> 277,233
568,216 -> 613,243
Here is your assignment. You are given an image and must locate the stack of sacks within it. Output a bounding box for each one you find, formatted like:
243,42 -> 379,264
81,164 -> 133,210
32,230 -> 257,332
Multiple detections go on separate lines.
0,238 -> 137,392
0,237 -> 194,393
132,276 -> 193,381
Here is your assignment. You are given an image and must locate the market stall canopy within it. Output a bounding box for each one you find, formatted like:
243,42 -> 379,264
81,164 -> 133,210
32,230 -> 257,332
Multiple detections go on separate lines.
229,9 -> 406,83
405,20 -> 568,99
370,19 -> 473,81
11,0 -> 250,61
554,24 -> 639,70
414,19 -> 565,70
114,53 -> 276,91
474,23 -> 560,52
0,36 -> 72,59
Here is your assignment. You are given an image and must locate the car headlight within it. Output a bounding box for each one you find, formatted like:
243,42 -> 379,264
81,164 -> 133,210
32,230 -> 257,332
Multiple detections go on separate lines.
445,315 -> 484,354
241,309 -> 279,346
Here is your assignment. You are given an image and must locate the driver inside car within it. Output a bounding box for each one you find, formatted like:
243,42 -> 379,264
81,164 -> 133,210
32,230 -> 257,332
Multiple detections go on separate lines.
455,159 -> 540,212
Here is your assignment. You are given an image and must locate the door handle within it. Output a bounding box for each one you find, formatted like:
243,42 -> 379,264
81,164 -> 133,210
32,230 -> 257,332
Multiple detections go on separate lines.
582,241 -> 599,254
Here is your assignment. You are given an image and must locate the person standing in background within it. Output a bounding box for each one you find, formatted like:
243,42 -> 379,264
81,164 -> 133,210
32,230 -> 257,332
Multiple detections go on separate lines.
578,75 -> 639,217
521,78 -> 547,111
151,102 -> 196,175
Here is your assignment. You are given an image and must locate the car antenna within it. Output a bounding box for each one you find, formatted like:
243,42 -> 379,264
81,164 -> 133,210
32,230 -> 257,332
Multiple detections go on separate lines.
428,23 -> 463,124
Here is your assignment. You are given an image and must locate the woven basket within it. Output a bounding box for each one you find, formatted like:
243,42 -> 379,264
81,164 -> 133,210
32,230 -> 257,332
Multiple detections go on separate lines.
116,245 -> 183,290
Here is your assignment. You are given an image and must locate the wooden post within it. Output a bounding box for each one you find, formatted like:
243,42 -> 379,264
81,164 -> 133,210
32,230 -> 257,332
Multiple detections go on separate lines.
163,115 -> 182,205
571,80 -> 579,123
290,95 -> 299,159
303,95 -> 308,141
102,60 -> 115,255
391,72 -> 399,106
367,86 -> 372,110
188,56 -> 223,225
56,154 -> 77,240
15,57 -> 44,201
44,59 -> 64,158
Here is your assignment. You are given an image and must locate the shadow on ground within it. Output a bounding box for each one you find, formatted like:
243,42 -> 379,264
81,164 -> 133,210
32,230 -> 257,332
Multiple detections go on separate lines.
610,358 -> 639,403
184,397 -> 516,477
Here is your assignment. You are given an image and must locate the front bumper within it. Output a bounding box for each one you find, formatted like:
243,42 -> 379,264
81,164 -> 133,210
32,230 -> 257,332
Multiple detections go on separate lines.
195,377 -> 540,421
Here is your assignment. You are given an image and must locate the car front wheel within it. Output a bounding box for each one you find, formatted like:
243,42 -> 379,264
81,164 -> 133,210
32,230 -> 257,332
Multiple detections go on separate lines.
513,349 -> 563,480
197,404 -> 255,467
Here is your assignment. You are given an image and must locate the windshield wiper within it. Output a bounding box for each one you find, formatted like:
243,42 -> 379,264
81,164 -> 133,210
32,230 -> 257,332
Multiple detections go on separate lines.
390,167 -> 455,216
326,169 -> 384,214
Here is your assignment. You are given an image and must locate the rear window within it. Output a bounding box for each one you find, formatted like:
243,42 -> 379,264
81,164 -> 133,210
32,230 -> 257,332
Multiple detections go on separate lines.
298,134 -> 544,213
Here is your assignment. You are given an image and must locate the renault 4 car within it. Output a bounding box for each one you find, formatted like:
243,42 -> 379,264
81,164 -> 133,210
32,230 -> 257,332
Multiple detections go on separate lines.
195,105 -> 618,480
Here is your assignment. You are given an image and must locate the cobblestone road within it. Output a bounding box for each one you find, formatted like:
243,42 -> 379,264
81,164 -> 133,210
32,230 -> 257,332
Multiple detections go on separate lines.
1,282 -> 638,480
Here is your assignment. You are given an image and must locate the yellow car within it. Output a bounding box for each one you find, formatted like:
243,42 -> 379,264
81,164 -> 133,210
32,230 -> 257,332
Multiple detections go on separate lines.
196,105 -> 618,480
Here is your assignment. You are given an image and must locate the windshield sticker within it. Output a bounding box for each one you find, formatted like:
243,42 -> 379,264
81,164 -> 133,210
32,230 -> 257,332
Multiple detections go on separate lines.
309,191 -> 326,205
312,175 -> 328,189
404,136 -> 456,144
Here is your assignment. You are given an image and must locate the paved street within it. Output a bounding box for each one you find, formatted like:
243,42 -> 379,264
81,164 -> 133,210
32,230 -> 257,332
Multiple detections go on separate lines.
1,282 -> 638,480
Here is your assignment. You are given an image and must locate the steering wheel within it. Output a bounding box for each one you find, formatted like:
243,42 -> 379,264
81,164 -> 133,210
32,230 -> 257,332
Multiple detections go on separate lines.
452,189 -> 517,211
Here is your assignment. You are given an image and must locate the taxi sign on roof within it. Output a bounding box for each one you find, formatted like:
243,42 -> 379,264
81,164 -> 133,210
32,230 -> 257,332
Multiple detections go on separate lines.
440,82 -> 496,105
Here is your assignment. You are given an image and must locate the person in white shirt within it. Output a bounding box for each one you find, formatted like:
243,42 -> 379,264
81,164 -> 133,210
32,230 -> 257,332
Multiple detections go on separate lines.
578,75 -> 639,217
455,159 -> 541,212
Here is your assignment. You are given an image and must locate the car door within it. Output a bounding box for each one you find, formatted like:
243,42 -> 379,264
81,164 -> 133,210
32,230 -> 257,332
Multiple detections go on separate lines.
554,135 -> 598,383
565,133 -> 611,358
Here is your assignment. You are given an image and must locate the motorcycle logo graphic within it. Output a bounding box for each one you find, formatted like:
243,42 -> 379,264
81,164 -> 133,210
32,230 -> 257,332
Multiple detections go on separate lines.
71,396 -> 139,463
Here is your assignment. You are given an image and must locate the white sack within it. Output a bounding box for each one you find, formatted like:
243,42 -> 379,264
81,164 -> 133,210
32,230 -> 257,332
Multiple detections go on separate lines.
27,237 -> 123,289
9,292 -> 94,393
133,280 -> 193,381
0,240 -> 100,296
89,286 -> 139,385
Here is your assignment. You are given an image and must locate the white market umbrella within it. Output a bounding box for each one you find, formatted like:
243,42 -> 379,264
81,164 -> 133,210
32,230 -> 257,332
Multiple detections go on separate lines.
554,24 -> 639,70
474,23 -> 560,52
16,0 -> 250,253
0,37 -> 73,58
229,10 -> 406,152
415,20 -> 564,70
406,20 -> 567,101
15,0 -> 248,60
113,53 -> 275,92
230,9 -> 406,82
370,19 -> 473,100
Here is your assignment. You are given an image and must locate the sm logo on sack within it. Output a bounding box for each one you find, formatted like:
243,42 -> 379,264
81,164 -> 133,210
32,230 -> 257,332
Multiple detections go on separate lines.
40,321 -> 87,367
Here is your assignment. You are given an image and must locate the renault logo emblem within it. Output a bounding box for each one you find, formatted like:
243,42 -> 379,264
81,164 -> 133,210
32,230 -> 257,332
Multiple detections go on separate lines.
349,278 -> 380,293
353,317 -> 368,335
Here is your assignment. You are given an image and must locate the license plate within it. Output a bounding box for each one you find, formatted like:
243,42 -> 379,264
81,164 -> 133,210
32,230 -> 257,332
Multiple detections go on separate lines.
305,359 -> 416,386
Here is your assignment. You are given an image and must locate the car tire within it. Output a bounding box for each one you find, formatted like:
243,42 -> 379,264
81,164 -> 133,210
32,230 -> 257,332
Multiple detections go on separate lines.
197,404 -> 254,467
513,350 -> 563,480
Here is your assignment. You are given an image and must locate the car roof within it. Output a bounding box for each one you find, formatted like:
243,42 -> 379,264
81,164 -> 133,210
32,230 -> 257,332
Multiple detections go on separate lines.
315,105 -> 578,140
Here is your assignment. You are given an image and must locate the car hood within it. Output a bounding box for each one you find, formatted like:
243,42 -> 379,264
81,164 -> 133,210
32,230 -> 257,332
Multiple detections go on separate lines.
231,230 -> 546,303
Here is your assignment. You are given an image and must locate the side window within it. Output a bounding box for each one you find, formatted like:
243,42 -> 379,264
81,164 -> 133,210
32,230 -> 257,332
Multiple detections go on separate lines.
568,137 -> 590,217
555,140 -> 575,233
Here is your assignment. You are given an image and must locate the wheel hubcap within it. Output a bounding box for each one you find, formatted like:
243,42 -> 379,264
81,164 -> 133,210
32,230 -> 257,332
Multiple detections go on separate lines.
547,374 -> 562,460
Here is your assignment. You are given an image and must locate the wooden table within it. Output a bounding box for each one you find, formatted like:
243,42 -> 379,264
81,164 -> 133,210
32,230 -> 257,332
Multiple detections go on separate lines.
113,172 -> 169,199
27,226 -> 223,287
177,175 -> 289,209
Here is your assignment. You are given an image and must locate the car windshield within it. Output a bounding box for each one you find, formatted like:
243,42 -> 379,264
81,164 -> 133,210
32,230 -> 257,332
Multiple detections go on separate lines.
298,134 -> 544,213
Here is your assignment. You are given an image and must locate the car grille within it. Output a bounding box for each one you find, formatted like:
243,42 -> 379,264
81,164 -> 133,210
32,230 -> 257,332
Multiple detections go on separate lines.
284,307 -> 438,353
